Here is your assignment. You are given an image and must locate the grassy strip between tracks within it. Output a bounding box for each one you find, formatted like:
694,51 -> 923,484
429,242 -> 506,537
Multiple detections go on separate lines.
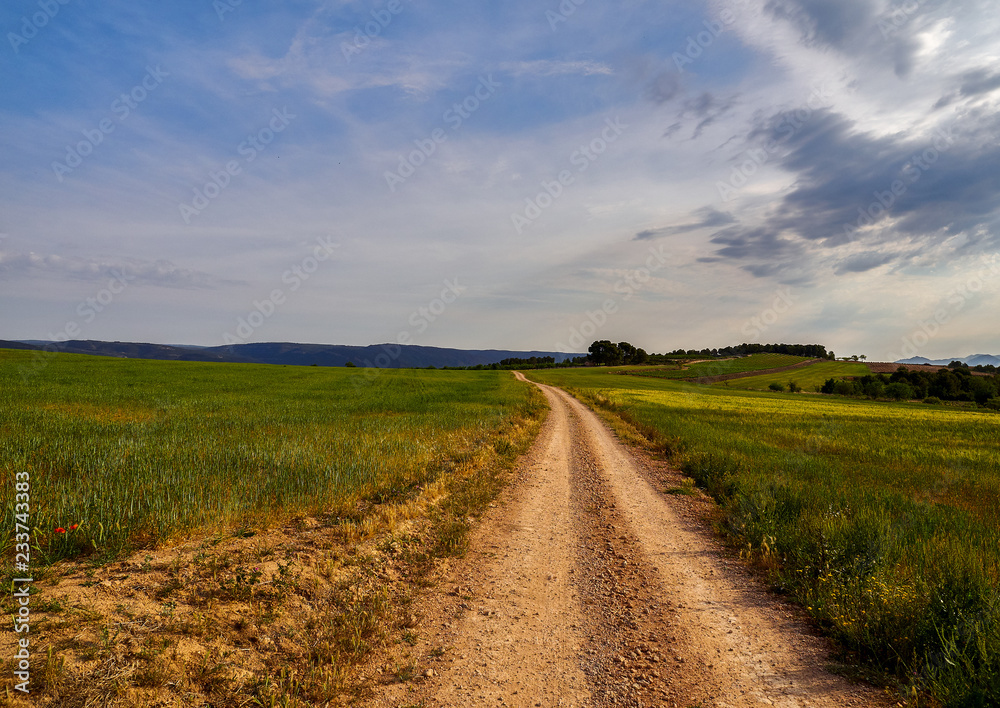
526,367 -> 1000,708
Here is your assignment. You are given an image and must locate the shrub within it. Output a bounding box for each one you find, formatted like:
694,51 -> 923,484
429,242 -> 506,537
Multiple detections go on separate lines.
834,380 -> 856,396
885,382 -> 915,401
984,398 -> 1000,411
924,397 -> 943,405
768,382 -> 785,392
788,381 -> 802,393
863,380 -> 885,400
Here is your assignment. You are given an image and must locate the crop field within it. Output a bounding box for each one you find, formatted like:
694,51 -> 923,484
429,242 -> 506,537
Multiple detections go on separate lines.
0,349 -> 544,566
526,367 -> 1000,705
623,352 -> 809,380
718,360 -> 870,391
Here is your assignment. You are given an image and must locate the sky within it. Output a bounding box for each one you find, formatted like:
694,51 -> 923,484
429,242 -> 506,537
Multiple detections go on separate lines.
2,0 -> 999,360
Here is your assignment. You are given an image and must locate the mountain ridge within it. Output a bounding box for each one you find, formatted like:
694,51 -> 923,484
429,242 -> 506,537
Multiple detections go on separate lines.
1,339 -> 583,369
896,354 -> 999,367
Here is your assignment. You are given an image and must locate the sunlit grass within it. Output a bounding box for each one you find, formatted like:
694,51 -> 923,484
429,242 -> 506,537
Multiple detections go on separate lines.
621,352 -> 810,380
0,349 -> 542,564
527,367 -> 1000,706
717,360 -> 871,391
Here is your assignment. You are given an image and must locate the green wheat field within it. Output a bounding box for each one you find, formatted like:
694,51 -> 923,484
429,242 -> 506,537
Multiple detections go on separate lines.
528,366 -> 1000,706
0,349 -> 542,565
4,348 -> 1000,705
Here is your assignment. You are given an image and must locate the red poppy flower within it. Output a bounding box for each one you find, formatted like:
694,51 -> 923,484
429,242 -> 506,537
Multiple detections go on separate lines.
69,524 -> 78,531
55,527 -> 66,533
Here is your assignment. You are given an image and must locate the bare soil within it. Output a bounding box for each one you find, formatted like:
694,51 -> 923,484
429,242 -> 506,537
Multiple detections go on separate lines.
363,375 -> 894,708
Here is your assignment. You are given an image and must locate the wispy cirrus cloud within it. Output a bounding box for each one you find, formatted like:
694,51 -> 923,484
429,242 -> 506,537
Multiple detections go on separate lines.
499,59 -> 613,77
635,207 -> 736,240
0,250 -> 237,289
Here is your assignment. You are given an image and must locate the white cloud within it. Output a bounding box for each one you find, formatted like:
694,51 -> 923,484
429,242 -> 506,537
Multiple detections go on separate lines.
499,60 -> 613,77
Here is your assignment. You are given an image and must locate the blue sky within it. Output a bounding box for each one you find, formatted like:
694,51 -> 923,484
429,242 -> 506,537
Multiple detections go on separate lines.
2,0 -> 999,360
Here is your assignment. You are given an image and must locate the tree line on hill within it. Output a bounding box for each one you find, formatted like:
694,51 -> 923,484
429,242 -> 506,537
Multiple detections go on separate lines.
580,341 -> 833,366
946,360 -> 998,375
822,365 -> 1000,407
681,342 -> 833,359
459,355 -> 587,370
495,355 -> 558,367
463,341 -> 833,370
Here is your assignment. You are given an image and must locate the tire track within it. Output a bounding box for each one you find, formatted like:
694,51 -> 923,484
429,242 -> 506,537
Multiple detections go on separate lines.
363,375 -> 889,708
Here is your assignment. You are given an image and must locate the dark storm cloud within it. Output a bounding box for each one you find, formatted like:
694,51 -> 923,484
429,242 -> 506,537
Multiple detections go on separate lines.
704,226 -> 806,262
764,0 -> 951,78
889,34 -> 922,79
959,70 -> 1000,97
764,0 -> 875,50
702,105 -> 1000,280
833,251 -> 896,274
635,207 -> 735,240
699,226 -> 813,282
937,70 -> 1000,108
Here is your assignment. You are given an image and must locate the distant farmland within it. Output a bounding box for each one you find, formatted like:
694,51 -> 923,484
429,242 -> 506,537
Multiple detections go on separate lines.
621,353 -> 811,381
718,360 -> 870,391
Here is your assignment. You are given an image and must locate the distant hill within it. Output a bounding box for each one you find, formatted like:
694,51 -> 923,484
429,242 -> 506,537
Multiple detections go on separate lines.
896,354 -> 1000,367
0,340 -> 44,351
1,340 -> 583,369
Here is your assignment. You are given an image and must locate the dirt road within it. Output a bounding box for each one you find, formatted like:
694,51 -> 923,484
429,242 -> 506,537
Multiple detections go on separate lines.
366,375 -> 889,707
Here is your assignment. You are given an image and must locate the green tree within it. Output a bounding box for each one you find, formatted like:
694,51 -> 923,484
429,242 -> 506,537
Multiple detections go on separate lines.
617,341 -> 637,362
588,340 -> 623,366
885,382 -> 915,400
616,342 -> 649,365
834,380 -> 855,396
